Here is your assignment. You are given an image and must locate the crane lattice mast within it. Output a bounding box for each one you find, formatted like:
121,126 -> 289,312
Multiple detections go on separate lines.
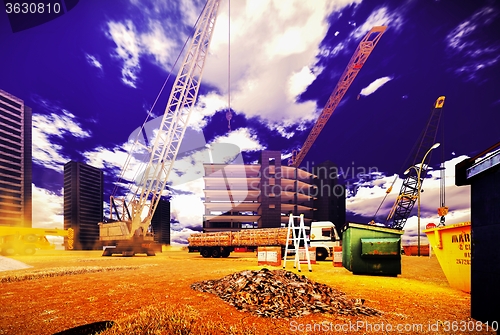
112,0 -> 221,236
386,96 -> 445,229
289,26 -> 386,167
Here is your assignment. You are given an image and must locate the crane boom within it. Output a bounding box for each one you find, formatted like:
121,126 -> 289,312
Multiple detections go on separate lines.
130,0 -> 220,234
290,26 -> 386,167
100,0 -> 221,255
386,96 -> 445,229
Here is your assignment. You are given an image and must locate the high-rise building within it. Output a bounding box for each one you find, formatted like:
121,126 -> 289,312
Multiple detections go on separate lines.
0,89 -> 32,227
64,161 -> 103,250
313,160 -> 346,235
203,150 -> 345,232
151,198 -> 171,245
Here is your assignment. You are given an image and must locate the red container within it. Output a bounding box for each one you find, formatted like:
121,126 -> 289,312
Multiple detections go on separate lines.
333,246 -> 342,267
403,245 -> 429,256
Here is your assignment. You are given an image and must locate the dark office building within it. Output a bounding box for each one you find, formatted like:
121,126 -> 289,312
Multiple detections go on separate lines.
0,89 -> 32,227
456,142 -> 500,324
64,161 -> 103,250
313,160 -> 346,234
259,150 -> 282,228
151,199 -> 171,245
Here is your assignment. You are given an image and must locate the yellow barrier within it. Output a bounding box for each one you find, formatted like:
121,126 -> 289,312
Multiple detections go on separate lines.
424,222 -> 471,293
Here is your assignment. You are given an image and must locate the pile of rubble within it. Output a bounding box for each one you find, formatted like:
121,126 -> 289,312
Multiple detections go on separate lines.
191,268 -> 381,318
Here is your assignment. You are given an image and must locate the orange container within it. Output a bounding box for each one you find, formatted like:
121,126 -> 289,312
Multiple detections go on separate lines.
257,246 -> 281,266
403,245 -> 430,256
424,222 -> 471,293
333,246 -> 342,267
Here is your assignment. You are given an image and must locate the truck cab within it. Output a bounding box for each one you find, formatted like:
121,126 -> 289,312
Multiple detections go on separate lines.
309,221 -> 341,261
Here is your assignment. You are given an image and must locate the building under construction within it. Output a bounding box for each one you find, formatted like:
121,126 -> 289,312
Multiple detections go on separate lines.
203,150 -> 345,234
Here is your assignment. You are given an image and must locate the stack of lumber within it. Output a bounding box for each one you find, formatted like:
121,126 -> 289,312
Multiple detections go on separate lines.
188,228 -> 293,247
232,228 -> 291,246
187,232 -> 232,246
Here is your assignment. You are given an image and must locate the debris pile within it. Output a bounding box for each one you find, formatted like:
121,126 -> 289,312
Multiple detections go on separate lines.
191,268 -> 381,318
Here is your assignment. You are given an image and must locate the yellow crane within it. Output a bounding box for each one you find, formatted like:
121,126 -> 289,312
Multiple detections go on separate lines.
289,26 -> 386,167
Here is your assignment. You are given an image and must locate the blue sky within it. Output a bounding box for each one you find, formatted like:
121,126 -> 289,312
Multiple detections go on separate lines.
1,0 -> 499,245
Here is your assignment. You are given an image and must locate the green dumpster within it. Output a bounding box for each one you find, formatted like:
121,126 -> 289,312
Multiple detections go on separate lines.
342,223 -> 404,276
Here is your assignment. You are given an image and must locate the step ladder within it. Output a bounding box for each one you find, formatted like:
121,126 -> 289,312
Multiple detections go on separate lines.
283,214 -> 312,272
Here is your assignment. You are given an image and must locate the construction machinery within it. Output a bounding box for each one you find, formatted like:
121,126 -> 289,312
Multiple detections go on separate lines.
383,96 -> 446,230
188,221 -> 340,260
289,26 -> 387,168
99,0 -> 221,256
0,226 -> 73,256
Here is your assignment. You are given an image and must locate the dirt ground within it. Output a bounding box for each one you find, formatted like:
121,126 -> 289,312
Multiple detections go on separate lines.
0,248 -> 493,335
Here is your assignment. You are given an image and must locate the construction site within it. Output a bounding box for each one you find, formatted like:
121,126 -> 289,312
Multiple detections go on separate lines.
1,0 -> 499,334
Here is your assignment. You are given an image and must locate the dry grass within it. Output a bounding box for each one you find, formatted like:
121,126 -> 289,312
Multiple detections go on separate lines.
0,264 -> 157,283
99,303 -> 259,335
0,249 -> 490,335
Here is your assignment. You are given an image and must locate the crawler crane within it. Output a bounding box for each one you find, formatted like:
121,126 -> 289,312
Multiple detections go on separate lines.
99,0 -> 221,256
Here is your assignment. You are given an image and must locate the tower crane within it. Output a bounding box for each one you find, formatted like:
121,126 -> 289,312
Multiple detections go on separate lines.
289,26 -> 387,168
99,0 -> 221,256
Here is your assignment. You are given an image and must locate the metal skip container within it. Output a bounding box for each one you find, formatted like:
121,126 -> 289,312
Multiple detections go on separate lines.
342,223 -> 404,276
424,222 -> 471,293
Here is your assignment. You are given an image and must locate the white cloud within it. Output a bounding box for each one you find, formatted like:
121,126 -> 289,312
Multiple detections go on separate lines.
32,185 -> 64,229
178,0 -> 202,27
85,54 -> 103,70
203,0 -> 350,125
32,110 -> 91,172
170,194 -> 205,230
287,66 -> 317,100
447,7 -> 498,52
107,20 -> 142,88
446,6 -> 500,81
106,0 -> 199,88
352,6 -> 404,40
107,0 -> 366,127
139,20 -> 178,67
321,5 -> 405,60
359,76 -> 393,96
211,127 -> 265,152
170,227 -> 199,245
187,92 -> 228,131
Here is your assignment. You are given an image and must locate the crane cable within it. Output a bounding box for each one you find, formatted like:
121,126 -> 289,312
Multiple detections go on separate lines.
371,130 -> 421,222
225,0 -> 232,132
372,173 -> 398,221
111,1 -> 209,198
439,113 -> 446,226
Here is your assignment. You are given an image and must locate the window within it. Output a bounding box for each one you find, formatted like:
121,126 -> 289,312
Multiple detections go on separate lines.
321,228 -> 331,237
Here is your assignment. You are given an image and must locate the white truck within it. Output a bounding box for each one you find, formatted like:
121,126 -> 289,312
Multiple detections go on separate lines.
308,221 -> 341,261
188,221 -> 341,261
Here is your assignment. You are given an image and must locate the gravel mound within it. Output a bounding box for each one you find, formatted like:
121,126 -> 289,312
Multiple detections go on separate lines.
191,268 -> 381,318
0,256 -> 32,272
